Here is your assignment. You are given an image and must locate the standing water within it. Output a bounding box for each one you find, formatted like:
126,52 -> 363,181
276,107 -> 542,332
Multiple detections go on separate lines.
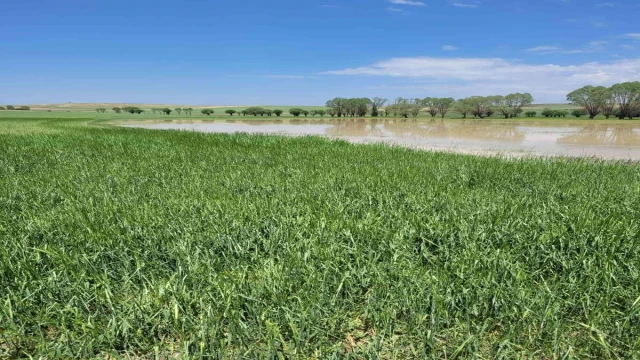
121,118 -> 640,160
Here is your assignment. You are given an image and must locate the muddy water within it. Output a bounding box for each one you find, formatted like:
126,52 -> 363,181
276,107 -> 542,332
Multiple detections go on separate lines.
121,119 -> 640,160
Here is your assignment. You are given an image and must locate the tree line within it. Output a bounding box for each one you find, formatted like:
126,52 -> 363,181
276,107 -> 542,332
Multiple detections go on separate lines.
566,81 -> 640,119
0,105 -> 30,110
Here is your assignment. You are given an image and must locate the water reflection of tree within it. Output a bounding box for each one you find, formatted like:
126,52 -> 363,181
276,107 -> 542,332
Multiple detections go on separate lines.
324,120 -> 387,137
558,126 -> 640,146
381,121 -> 525,142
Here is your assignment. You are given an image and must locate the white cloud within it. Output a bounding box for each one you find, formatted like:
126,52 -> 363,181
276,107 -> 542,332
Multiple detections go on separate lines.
620,44 -> 635,50
526,41 -> 606,54
442,45 -> 458,51
625,33 -> 640,40
261,75 -> 306,79
526,46 -> 562,54
386,7 -> 406,12
596,2 -> 615,6
320,4 -> 338,8
450,1 -> 480,8
388,0 -> 425,5
323,56 -> 640,102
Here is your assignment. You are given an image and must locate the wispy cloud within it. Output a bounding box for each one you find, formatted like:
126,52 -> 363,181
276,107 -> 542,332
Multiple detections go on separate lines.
442,45 -> 459,51
261,75 -> 307,79
625,33 -> 640,40
323,56 -> 640,102
449,1 -> 480,8
620,44 -> 635,50
388,0 -> 425,6
320,4 -> 338,8
386,7 -> 408,13
526,41 -> 607,54
526,46 -> 562,54
596,2 -> 615,6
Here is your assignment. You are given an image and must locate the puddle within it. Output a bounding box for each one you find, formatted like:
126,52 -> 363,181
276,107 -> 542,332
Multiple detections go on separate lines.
120,119 -> 640,160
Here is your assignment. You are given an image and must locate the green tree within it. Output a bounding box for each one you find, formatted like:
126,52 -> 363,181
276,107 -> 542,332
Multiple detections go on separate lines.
225,109 -> 237,116
241,110 -> 250,116
245,107 -> 266,116
370,97 -> 387,117
162,108 -> 172,115
453,99 -> 473,118
17,106 -> 30,111
525,111 -> 537,117
265,109 -> 273,116
6,105 -> 15,110
273,109 -> 283,117
112,107 -> 122,113
423,97 -> 438,118
175,108 -> 182,115
610,82 -> 640,119
289,108 -> 303,117
302,110 -> 309,117
541,108 -> 554,118
201,109 -> 214,116
0,106 -> 5,110
95,108 -> 107,113
553,110 -> 568,117
184,108 -> 193,116
566,86 -> 610,119
571,109 -> 587,118
434,97 -> 456,119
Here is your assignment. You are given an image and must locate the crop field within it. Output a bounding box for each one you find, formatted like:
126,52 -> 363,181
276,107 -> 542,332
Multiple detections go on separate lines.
1,116 -> 640,358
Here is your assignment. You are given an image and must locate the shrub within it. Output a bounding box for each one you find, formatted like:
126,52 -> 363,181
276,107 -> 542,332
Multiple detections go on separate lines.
264,109 -> 273,116
201,109 -> 215,116
245,107 -> 266,116
0,106 -> 5,110
162,108 -> 172,115
96,108 -> 107,113
541,108 -> 554,118
525,111 -> 537,117
552,110 -> 568,118
302,110 -> 310,117
225,109 -> 237,116
313,110 -> 326,117
17,106 -> 30,111
273,110 -> 283,117
289,108 -> 303,117
571,109 -> 587,118
241,110 -> 250,116
112,107 -> 122,113
6,105 -> 15,110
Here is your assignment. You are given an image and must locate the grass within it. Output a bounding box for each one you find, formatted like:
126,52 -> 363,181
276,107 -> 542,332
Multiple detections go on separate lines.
1,117 -> 640,358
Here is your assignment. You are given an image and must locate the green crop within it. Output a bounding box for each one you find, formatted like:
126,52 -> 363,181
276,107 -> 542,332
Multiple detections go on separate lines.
1,117 -> 639,358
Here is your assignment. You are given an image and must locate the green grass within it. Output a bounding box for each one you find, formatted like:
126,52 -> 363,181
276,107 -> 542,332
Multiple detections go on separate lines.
1,117 -> 640,358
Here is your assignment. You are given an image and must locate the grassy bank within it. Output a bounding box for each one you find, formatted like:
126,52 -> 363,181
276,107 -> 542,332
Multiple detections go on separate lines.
1,117 -> 639,358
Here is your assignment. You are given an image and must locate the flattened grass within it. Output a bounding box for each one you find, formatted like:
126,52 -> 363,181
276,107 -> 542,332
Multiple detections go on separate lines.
1,117 -> 639,358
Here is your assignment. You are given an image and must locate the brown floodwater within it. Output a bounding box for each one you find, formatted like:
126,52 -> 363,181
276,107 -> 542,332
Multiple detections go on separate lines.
120,118 -> 640,160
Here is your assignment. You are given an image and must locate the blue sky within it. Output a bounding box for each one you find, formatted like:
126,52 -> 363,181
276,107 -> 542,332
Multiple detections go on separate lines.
1,0 -> 639,105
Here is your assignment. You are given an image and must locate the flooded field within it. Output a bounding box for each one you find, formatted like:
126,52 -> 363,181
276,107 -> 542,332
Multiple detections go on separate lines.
121,118 -> 640,160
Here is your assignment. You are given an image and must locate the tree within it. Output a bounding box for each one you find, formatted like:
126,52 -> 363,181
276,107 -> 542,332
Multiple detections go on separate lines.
541,108 -> 554,118
225,109 -> 237,116
95,108 -> 107,113
566,86 -> 610,119
370,97 -> 387,117
245,107 -> 266,116
273,109 -> 283,117
525,111 -> 537,117
422,97 -> 438,118
17,106 -> 30,110
183,108 -> 193,115
6,105 -> 15,110
571,109 -> 587,118
466,96 -> 491,119
601,93 -> 616,119
265,109 -> 273,116
313,109 -> 326,117
434,97 -> 456,119
241,110 -> 250,116
175,108 -> 182,115
201,109 -> 214,116
326,98 -> 347,117
553,110 -> 568,118
162,108 -> 172,115
112,107 -> 122,113
0,106 -> 5,110
289,108 -> 303,117
302,110 -> 309,117
124,106 -> 143,114
453,99 -> 473,118
610,82 -> 640,119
